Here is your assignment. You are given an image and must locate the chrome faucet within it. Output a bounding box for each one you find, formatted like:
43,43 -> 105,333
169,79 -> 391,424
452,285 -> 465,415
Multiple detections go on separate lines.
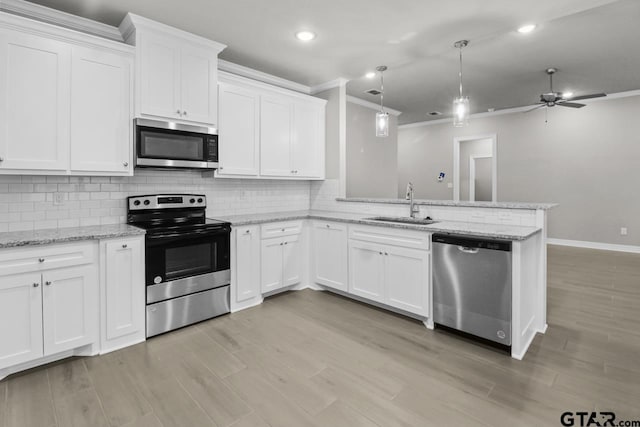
406,182 -> 420,218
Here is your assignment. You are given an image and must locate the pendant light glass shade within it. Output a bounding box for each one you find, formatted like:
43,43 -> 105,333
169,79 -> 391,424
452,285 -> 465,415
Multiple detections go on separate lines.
376,111 -> 390,137
375,65 -> 389,138
453,40 -> 470,127
453,96 -> 469,127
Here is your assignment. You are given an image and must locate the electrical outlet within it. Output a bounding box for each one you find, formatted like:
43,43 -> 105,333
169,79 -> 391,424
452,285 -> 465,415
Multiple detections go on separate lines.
53,192 -> 64,206
620,227 -> 628,236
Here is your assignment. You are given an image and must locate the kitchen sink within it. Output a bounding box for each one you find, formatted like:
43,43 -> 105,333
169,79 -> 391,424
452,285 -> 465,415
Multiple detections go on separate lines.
366,216 -> 438,225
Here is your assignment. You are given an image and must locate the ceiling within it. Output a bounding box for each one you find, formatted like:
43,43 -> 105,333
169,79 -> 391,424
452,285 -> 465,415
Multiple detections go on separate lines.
26,0 -> 640,124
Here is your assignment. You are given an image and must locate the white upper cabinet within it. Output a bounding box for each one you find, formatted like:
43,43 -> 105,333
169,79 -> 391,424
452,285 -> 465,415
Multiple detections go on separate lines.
218,82 -> 260,176
217,73 -> 326,180
120,14 -> 225,127
70,46 -> 133,174
0,30 -> 70,172
292,101 -> 324,178
260,95 -> 293,176
0,13 -> 134,176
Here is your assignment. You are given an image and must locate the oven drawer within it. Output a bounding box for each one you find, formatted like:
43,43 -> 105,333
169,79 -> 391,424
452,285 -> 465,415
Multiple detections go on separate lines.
147,270 -> 230,304
261,221 -> 303,239
146,285 -> 230,337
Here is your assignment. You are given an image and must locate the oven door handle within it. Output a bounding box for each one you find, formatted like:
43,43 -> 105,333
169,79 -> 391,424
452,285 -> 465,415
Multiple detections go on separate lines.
147,228 -> 229,240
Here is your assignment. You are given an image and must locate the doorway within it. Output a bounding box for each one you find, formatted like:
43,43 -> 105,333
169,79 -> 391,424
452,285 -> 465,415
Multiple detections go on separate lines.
453,134 -> 497,202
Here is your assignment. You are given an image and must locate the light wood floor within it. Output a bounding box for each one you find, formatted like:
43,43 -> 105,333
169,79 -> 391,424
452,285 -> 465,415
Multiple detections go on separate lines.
1,245 -> 639,427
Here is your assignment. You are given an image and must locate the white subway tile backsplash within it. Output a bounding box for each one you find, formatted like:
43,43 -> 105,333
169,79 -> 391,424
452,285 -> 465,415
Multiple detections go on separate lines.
0,170 -> 311,231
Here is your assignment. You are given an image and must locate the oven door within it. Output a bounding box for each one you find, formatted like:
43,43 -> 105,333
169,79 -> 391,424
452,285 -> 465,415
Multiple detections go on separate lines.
145,227 -> 230,303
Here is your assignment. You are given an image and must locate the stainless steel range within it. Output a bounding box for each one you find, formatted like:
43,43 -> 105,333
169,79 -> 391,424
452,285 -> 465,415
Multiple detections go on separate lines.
127,194 -> 231,337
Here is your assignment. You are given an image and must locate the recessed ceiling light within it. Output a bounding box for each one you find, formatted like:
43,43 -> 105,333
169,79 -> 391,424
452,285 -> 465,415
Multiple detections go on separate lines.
563,91 -> 574,99
365,72 -> 376,79
295,30 -> 316,42
517,24 -> 536,34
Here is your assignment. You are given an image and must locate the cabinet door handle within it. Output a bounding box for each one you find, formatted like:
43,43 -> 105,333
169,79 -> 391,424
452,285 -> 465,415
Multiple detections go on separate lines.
183,111 -> 187,116
33,282 -> 39,288
45,281 -> 52,286
38,258 -> 45,263
385,252 -> 389,256
245,230 -> 251,234
379,251 -> 383,255
284,242 -> 288,245
326,224 -> 330,228
0,157 -> 4,162
122,244 -> 128,248
123,161 -> 129,167
176,109 -> 182,115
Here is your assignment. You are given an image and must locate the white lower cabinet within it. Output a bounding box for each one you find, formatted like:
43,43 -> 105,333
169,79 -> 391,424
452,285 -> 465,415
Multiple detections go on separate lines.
42,265 -> 98,355
0,272 -> 44,370
348,227 -> 431,317
234,226 -> 261,303
311,221 -> 348,292
100,236 -> 145,353
261,235 -> 302,293
0,235 -> 145,378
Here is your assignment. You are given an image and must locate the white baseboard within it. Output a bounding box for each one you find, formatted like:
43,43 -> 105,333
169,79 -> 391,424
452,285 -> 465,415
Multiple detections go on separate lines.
548,238 -> 640,254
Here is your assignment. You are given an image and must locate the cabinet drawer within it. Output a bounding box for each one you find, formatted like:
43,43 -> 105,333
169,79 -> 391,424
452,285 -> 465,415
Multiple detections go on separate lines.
349,225 -> 430,251
0,241 -> 97,276
261,221 -> 303,239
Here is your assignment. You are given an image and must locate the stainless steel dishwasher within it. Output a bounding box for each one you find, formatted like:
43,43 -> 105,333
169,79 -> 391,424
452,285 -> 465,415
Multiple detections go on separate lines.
432,234 -> 512,346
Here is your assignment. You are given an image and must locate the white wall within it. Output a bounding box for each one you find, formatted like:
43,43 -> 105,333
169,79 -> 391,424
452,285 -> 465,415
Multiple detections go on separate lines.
346,102 -> 398,198
0,171 -> 310,232
398,94 -> 640,245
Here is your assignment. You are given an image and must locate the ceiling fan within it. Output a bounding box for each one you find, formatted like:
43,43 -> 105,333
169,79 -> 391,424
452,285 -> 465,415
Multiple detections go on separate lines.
526,68 -> 606,113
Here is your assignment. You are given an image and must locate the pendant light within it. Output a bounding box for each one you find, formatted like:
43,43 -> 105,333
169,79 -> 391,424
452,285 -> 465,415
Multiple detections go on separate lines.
453,40 -> 470,127
375,65 -> 389,137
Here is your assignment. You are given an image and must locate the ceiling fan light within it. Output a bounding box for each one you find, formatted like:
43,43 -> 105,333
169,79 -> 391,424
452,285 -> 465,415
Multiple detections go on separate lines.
517,24 -> 536,34
376,111 -> 389,137
453,96 -> 469,127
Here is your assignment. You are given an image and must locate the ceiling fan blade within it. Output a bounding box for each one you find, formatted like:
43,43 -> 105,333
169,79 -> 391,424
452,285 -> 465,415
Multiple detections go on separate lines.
568,93 -> 607,101
557,102 -> 586,108
525,104 -> 545,113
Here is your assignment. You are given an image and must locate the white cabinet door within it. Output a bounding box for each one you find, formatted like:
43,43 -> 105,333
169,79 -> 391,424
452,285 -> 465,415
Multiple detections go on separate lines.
235,226 -> 261,302
180,44 -> 217,126
313,222 -> 347,291
218,83 -> 260,176
261,238 -> 283,293
0,273 -> 43,369
282,235 -> 302,287
102,238 -> 144,347
42,265 -> 98,355
139,32 -> 181,120
260,95 -> 292,177
292,102 -> 324,178
385,247 -> 430,316
348,241 -> 385,303
70,46 -> 132,174
0,31 -> 70,172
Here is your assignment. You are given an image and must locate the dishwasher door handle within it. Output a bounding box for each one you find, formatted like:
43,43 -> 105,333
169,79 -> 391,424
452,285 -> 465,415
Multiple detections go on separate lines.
458,246 -> 480,254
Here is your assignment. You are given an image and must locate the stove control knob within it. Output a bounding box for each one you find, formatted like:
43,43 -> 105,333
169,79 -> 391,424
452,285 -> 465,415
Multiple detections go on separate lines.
133,200 -> 141,206
197,198 -> 203,203
190,198 -> 195,203
143,200 -> 150,206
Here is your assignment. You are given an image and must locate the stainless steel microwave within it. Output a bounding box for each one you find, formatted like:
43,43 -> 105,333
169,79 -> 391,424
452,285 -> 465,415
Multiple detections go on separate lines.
134,118 -> 219,169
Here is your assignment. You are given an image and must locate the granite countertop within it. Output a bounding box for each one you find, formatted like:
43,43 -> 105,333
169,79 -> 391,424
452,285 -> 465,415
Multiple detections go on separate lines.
0,224 -> 146,249
218,210 -> 541,241
335,197 -> 557,211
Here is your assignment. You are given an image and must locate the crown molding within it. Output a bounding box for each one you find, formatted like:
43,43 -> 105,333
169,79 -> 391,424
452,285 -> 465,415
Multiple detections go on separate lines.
218,59 -> 313,94
346,95 -> 402,116
399,89 -> 640,129
0,0 -> 124,41
219,70 -> 326,105
310,78 -> 349,95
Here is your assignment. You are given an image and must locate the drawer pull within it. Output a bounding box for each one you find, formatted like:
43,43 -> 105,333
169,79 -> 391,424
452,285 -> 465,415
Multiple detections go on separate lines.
38,258 -> 45,263
33,282 -> 39,288
122,244 -> 128,249
326,224 -> 330,228
45,281 -> 52,286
